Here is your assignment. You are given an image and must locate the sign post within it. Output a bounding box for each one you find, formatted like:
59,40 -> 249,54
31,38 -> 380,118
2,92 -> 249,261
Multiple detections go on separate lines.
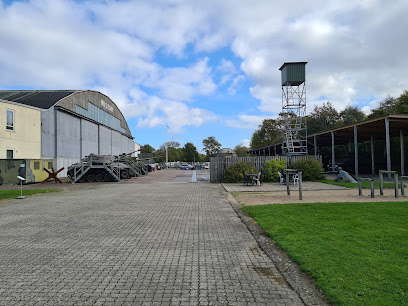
16,176 -> 26,199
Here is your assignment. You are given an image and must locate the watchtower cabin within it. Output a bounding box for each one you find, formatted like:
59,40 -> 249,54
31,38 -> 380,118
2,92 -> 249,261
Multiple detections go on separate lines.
279,62 -> 308,156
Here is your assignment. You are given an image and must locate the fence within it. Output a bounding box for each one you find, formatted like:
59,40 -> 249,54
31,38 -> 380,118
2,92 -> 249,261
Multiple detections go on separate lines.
209,155 -> 322,183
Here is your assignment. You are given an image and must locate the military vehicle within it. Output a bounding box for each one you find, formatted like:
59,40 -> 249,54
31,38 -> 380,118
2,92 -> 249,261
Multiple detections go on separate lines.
67,153 -> 147,184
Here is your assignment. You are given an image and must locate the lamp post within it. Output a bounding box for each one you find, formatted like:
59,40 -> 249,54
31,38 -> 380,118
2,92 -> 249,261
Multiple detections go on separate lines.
165,125 -> 170,165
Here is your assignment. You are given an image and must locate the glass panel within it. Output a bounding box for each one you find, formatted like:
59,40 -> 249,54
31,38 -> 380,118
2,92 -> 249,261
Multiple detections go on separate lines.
6,150 -> 13,159
76,102 -> 125,133
6,110 -> 14,130
34,162 -> 40,170
48,162 -> 53,169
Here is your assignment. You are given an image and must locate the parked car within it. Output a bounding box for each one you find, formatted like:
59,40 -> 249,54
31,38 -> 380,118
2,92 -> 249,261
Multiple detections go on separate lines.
180,164 -> 193,170
195,164 -> 204,170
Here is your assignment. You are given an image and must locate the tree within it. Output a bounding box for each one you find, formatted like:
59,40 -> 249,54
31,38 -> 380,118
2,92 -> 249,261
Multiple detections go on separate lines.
250,118 -> 282,149
368,91 -> 408,118
140,144 -> 155,153
202,136 -> 221,157
156,141 -> 182,163
307,101 -> 341,134
339,105 -> 366,125
168,147 -> 182,162
234,145 -> 250,157
159,141 -> 180,150
182,142 -> 199,162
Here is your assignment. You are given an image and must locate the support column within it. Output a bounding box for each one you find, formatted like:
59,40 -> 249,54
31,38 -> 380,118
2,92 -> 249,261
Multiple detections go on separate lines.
371,136 -> 375,175
385,118 -> 391,173
274,145 -> 277,156
401,130 -> 405,176
331,131 -> 335,171
80,119 -> 83,158
354,126 -> 358,177
314,135 -> 317,156
54,109 -> 58,164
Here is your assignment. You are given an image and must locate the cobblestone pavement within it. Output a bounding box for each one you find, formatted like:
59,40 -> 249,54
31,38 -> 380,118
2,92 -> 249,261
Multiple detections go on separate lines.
0,175 -> 304,305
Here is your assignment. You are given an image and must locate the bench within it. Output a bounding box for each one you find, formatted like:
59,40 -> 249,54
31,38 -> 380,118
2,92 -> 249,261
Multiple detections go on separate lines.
357,177 -> 374,198
379,170 -> 398,198
400,176 -> 408,195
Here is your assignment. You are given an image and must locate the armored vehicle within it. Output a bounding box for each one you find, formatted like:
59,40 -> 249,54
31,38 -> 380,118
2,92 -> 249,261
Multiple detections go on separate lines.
67,153 -> 143,184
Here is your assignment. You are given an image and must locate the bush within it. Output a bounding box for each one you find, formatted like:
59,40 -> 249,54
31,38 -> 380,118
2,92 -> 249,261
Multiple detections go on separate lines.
262,159 -> 286,182
290,158 -> 325,181
223,161 -> 258,183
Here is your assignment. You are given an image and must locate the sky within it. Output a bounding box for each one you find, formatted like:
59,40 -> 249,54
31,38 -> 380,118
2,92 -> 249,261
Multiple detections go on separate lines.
1,0 -> 408,152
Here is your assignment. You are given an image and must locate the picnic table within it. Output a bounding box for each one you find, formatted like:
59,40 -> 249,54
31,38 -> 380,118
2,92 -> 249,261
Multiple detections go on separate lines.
242,171 -> 261,186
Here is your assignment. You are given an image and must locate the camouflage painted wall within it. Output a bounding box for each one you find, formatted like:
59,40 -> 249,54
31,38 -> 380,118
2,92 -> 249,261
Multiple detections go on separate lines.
0,159 -> 54,185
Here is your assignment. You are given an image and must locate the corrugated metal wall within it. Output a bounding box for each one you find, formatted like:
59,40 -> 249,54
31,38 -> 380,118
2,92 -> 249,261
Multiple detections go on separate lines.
41,108 -> 134,177
81,120 -> 98,156
281,63 -> 306,86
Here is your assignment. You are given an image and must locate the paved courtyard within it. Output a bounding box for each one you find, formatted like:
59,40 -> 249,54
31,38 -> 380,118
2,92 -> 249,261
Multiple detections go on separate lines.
0,171 -> 304,305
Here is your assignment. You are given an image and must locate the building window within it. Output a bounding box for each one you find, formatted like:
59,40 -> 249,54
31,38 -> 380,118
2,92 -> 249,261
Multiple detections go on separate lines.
6,149 -> 14,159
34,162 -> 40,170
6,109 -> 14,131
47,162 -> 53,169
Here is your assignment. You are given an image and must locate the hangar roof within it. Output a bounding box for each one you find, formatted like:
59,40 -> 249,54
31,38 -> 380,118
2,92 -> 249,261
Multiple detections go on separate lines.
0,90 -> 133,138
0,90 -> 76,109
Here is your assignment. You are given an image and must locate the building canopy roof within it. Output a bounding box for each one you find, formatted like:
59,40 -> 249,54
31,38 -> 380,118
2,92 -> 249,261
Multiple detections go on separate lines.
248,114 -> 408,154
0,90 -> 76,109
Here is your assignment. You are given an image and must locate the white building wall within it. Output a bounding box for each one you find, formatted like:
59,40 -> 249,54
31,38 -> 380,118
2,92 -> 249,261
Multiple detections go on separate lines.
81,119 -> 98,157
99,126 -> 112,155
54,111 -> 81,177
111,130 -> 122,155
41,109 -> 134,177
134,142 -> 141,157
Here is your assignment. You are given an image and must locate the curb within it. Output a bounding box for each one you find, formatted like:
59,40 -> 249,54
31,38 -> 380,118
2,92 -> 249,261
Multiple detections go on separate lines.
220,185 -> 331,306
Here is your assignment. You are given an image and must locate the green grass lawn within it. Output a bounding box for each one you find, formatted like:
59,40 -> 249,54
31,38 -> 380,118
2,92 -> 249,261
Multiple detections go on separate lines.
0,189 -> 60,200
242,202 -> 408,305
320,179 -> 400,189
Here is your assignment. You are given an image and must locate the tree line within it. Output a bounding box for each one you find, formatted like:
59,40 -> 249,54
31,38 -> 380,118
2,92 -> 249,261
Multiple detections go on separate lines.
249,90 -> 408,150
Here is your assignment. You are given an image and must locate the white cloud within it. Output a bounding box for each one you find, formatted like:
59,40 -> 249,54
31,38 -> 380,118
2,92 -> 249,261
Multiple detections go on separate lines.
227,75 -> 245,95
217,59 -> 237,85
240,139 -> 250,147
0,0 -> 153,89
143,58 -> 216,101
122,89 -> 218,133
225,114 -> 268,129
2,0 -> 408,147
